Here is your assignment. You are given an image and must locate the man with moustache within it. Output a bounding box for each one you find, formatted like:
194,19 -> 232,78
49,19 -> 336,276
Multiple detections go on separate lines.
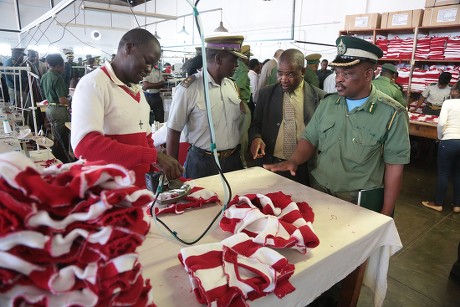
265,36 -> 410,216
71,28 -> 183,187
166,34 -> 247,179
249,49 -> 326,186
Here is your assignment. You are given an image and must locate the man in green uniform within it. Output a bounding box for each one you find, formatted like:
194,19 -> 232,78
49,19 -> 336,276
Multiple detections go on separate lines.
233,45 -> 252,166
303,53 -> 321,88
40,54 -> 71,163
372,63 -> 407,107
265,36 -> 410,216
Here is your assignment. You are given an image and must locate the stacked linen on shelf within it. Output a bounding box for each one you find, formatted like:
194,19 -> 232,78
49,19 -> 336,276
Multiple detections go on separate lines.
0,152 -> 155,307
410,68 -> 428,93
445,37 -> 460,61
429,36 -> 448,60
415,36 -> 431,60
375,38 -> 389,58
400,38 -> 414,60
386,37 -> 403,59
396,67 -> 411,91
425,66 -> 444,85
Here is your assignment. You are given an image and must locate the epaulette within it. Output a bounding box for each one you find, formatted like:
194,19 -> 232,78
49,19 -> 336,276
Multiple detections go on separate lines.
378,94 -> 404,111
180,75 -> 196,88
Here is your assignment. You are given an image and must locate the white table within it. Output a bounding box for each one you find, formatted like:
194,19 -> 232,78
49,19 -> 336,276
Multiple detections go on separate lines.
138,167 -> 402,307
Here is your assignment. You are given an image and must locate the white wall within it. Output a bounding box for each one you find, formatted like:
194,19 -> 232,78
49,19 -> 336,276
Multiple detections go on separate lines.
0,0 -> 427,62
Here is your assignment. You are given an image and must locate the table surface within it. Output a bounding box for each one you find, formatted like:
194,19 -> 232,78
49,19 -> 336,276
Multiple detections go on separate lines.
138,167 -> 402,307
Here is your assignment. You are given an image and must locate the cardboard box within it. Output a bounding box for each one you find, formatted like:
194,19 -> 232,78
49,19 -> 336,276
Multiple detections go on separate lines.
381,9 -> 424,28
422,4 -> 460,26
344,13 -> 381,30
425,0 -> 460,8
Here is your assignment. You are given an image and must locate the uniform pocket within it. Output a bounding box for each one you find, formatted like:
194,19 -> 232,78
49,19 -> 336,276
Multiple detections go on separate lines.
348,130 -> 382,162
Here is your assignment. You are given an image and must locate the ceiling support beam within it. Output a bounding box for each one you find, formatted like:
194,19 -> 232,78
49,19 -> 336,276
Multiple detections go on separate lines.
20,0 -> 76,33
81,3 -> 177,20
14,0 -> 22,30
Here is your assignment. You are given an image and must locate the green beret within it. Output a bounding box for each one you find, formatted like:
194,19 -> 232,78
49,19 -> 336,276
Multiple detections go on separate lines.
330,36 -> 383,67
305,53 -> 322,64
381,63 -> 397,74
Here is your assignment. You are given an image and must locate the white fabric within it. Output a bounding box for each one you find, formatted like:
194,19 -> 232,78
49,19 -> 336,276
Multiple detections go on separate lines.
323,72 -> 337,93
437,98 -> 460,140
152,122 -> 187,146
258,58 -> 277,89
167,70 -> 241,151
71,62 -> 151,149
248,69 -> 260,103
140,167 -> 402,307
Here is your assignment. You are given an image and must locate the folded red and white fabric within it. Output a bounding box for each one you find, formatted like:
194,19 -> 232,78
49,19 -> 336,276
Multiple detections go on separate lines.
0,152 -> 155,306
146,180 -> 220,216
220,192 -> 320,254
178,232 -> 295,307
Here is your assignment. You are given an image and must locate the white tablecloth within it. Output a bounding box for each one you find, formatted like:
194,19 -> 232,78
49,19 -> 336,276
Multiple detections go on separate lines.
138,167 -> 402,307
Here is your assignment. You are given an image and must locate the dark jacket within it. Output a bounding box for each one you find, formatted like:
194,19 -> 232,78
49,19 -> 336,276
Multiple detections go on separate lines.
249,81 -> 326,157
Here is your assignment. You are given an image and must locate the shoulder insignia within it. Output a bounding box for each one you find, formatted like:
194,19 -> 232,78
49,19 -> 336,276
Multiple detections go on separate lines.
378,94 -> 404,111
180,75 -> 196,88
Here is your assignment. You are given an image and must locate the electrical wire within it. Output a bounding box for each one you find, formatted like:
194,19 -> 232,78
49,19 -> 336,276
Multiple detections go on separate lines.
128,3 -> 141,28
150,0 -> 233,245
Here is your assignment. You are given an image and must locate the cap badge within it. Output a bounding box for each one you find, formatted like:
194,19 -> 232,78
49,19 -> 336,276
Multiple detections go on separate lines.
337,39 -> 347,56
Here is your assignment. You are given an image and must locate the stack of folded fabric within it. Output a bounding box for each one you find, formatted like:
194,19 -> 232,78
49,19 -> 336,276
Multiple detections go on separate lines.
178,233 -> 295,307
0,152 -> 155,306
415,36 -> 431,60
409,68 -> 428,93
386,37 -> 403,59
408,112 -> 439,124
396,67 -> 410,91
220,192 -> 320,254
400,38 -> 414,60
375,38 -> 389,59
429,36 -> 448,60
445,37 -> 460,61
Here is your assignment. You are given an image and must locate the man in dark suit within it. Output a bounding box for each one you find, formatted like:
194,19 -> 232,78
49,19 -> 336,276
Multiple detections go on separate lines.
248,49 -> 326,186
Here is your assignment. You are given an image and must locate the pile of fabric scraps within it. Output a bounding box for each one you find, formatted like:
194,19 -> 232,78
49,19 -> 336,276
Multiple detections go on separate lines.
0,152 -> 156,306
220,192 -> 320,254
178,233 -> 295,307
146,180 -> 220,216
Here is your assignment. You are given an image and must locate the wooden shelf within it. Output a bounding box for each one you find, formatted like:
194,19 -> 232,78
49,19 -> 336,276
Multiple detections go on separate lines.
375,27 -> 416,34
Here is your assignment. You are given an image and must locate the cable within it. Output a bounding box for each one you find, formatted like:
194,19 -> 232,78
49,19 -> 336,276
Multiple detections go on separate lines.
128,3 -> 141,28
150,0 -> 233,245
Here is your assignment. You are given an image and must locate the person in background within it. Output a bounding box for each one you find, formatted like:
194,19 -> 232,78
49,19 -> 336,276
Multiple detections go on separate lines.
167,34 -> 247,179
27,50 -> 47,77
4,48 -> 28,107
182,49 -> 203,77
163,63 -> 172,74
372,63 -> 407,107
40,54 -> 71,163
248,58 -> 261,114
85,57 -> 97,74
142,63 -> 165,124
249,49 -> 326,186
421,81 -> 460,213
233,45 -> 252,167
412,72 -> 452,115
63,51 -> 76,88
316,59 -> 333,90
303,53 -> 321,88
264,36 -> 410,216
258,49 -> 284,90
71,28 -> 183,187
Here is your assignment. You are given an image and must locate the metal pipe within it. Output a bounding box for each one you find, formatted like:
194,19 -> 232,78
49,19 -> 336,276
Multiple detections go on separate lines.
21,0 -> 76,33
139,8 -> 222,27
0,28 -> 21,33
14,0 -> 22,30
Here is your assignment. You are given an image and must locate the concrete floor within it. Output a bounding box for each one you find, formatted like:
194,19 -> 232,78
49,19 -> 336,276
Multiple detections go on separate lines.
358,156 -> 460,306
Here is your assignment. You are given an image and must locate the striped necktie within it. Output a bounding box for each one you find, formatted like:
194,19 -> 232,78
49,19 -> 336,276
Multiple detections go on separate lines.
283,94 -> 297,159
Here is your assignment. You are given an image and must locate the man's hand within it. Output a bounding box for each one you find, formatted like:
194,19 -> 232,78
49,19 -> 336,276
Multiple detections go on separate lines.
263,160 -> 298,176
155,152 -> 184,180
250,137 -> 266,159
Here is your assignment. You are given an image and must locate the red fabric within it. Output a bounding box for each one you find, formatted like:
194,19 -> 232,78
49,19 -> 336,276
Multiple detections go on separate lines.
74,131 -> 157,187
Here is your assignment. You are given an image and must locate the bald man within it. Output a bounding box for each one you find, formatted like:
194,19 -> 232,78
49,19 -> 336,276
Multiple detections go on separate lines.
249,49 -> 326,186
71,28 -> 183,187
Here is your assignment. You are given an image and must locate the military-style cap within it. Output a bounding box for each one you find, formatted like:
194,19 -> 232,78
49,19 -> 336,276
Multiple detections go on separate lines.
381,63 -> 397,74
330,36 -> 383,67
241,45 -> 253,57
305,53 -> 322,64
11,48 -> 25,56
205,34 -> 247,60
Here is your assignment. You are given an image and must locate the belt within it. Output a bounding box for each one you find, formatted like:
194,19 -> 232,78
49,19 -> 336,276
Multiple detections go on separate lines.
191,144 -> 240,159
48,103 -> 68,107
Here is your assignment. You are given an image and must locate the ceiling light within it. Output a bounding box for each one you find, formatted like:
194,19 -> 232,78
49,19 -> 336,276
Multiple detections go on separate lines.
214,9 -> 228,32
178,17 -> 189,36
154,30 -> 161,40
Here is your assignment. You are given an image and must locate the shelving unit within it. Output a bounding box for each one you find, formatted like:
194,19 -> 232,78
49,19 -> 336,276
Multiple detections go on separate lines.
340,24 -> 460,107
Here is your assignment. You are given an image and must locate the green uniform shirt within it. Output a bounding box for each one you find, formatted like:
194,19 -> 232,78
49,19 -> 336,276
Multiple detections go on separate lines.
40,70 -> 69,104
302,86 -> 410,193
232,59 -> 250,103
303,67 -> 320,88
372,76 -> 407,107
